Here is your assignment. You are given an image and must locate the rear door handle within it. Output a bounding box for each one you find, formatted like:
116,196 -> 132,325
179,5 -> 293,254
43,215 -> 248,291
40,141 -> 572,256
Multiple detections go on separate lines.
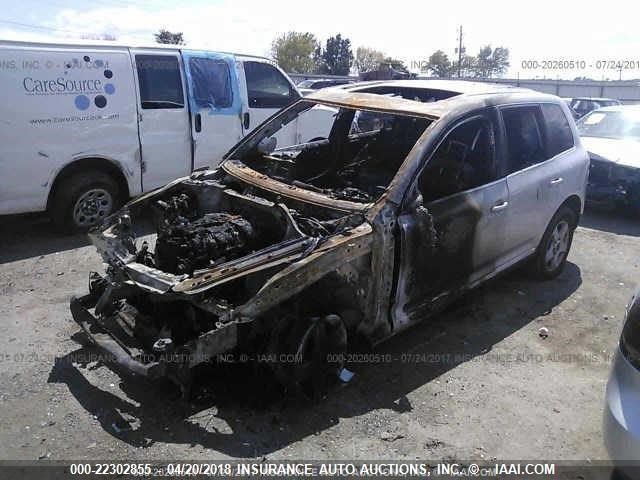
243,112 -> 250,130
550,177 -> 564,185
491,200 -> 509,212
194,113 -> 202,133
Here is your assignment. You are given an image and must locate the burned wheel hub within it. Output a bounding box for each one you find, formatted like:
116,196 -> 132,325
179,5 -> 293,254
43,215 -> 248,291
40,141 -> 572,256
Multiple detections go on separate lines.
267,314 -> 347,396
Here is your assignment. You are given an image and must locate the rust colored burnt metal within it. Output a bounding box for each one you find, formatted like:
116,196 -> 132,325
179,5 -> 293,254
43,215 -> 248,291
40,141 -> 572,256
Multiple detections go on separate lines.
305,90 -> 444,120
222,160 -> 371,213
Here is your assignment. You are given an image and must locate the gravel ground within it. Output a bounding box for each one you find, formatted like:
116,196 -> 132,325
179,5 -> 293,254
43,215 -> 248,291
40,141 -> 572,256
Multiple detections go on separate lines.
0,209 -> 638,462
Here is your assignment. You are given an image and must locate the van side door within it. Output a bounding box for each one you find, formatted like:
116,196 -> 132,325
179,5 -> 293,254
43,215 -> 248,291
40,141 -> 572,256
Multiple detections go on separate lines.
238,60 -> 299,147
131,50 -> 192,191
182,51 -> 243,169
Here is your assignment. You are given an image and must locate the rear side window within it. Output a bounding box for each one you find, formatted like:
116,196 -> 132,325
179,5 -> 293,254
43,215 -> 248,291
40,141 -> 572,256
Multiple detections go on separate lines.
244,61 -> 296,108
135,55 -> 184,109
188,58 -> 232,109
541,104 -> 574,156
502,106 -> 547,174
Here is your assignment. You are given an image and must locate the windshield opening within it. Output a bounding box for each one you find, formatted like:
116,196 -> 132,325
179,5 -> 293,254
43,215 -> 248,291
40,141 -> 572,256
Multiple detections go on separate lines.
577,110 -> 640,141
229,100 -> 432,203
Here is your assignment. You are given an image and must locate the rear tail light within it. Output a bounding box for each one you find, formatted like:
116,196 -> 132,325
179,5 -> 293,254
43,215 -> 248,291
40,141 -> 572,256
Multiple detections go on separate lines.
620,293 -> 640,369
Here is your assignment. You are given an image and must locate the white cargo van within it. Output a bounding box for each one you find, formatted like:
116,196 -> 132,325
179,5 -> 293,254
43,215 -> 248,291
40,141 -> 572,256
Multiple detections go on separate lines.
0,40 -> 333,231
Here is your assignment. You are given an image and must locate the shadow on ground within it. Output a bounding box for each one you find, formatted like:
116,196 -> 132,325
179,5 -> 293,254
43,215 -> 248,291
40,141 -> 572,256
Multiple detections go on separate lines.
0,213 -> 89,263
580,207 -> 640,238
48,262 -> 582,457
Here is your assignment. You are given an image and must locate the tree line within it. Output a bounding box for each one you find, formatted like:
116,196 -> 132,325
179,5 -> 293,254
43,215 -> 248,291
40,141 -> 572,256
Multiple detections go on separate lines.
153,29 -> 509,78
269,31 -> 510,78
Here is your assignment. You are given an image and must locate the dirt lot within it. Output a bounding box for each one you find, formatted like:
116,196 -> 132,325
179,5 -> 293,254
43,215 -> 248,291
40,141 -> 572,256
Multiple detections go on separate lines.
0,209 -> 638,462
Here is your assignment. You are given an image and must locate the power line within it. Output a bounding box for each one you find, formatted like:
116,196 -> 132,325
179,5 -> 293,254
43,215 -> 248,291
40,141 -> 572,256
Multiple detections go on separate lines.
0,18 -> 151,41
24,0 -> 154,10
0,18 -> 97,36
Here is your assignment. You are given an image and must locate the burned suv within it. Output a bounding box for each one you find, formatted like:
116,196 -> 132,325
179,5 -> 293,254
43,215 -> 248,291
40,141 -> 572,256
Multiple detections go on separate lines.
70,80 -> 589,396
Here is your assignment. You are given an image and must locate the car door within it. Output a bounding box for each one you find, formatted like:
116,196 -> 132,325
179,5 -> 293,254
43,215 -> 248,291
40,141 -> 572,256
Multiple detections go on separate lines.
182,51 -> 244,170
392,110 -> 509,329
500,104 -> 569,264
239,60 -> 298,147
132,50 -> 192,191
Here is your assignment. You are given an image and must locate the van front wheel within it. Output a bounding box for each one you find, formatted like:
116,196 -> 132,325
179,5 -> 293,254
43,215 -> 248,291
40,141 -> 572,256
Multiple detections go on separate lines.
50,172 -> 122,233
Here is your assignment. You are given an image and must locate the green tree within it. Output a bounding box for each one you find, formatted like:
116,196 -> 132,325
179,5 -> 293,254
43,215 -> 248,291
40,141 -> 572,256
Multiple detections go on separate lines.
427,50 -> 453,77
271,32 -> 320,73
472,45 -> 510,77
491,47 -> 510,77
459,54 -> 477,77
382,57 -> 409,73
354,47 -> 385,73
475,45 -> 493,77
154,29 -> 184,45
317,34 -> 353,75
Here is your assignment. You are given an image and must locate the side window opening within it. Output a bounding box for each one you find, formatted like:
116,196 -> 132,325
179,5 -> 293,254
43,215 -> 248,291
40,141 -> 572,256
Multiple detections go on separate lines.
541,103 -> 574,157
419,117 -> 496,202
135,55 -> 184,109
502,106 -> 547,174
188,57 -> 233,109
244,61 -> 296,108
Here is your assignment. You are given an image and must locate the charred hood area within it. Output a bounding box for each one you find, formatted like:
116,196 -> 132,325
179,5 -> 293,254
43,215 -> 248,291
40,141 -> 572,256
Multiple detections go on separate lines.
77,170 -> 371,388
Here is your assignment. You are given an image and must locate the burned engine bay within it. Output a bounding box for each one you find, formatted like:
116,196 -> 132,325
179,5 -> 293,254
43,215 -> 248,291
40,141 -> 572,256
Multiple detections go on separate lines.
240,108 -> 431,204
72,171 -> 372,393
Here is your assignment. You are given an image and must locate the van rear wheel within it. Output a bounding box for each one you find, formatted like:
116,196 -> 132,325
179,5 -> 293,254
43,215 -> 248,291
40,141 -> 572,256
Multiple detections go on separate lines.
50,172 -> 122,233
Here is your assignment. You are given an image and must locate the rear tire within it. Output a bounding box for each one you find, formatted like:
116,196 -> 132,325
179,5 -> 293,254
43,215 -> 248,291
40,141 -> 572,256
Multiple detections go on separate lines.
529,205 -> 577,280
50,172 -> 123,233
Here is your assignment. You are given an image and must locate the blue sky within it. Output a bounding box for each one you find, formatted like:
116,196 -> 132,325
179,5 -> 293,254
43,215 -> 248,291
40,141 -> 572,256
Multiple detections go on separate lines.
1,0 -> 639,80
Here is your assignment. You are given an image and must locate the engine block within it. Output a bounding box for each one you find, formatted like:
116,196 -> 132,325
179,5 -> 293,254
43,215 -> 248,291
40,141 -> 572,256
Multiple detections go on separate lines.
155,213 -> 255,275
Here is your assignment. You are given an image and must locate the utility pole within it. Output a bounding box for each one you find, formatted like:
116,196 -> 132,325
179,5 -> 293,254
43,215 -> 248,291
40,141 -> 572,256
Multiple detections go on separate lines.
456,25 -> 464,78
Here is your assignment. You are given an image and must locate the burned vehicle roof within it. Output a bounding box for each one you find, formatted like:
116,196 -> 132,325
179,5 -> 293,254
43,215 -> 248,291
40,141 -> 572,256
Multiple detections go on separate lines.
305,79 -> 547,119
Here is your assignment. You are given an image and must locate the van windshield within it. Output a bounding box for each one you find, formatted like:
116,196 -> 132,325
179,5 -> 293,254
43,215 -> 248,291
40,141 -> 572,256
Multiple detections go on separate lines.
230,100 -> 432,203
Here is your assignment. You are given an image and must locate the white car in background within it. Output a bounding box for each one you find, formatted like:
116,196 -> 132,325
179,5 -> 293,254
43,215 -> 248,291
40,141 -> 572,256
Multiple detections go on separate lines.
577,105 -> 640,215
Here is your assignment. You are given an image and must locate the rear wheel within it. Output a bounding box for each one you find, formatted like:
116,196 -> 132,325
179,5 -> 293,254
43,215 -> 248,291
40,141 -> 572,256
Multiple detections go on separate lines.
529,205 -> 577,279
50,172 -> 123,233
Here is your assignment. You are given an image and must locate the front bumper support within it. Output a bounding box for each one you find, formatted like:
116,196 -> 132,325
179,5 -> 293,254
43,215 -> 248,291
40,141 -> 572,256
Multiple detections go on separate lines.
69,294 -> 167,379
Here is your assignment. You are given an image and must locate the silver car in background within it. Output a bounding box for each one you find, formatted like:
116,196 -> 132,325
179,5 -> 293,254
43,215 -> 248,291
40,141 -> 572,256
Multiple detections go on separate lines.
605,290 -> 640,477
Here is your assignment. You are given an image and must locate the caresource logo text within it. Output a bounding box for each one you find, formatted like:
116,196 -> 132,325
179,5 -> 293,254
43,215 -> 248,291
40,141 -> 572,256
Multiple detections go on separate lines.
23,76 -> 103,95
